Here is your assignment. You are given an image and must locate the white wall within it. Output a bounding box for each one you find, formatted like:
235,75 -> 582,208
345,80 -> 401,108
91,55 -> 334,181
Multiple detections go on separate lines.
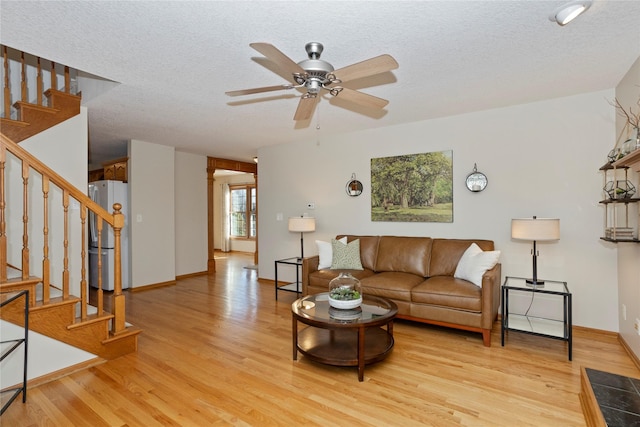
615,56 -> 640,358
128,139 -> 176,288
6,108 -> 88,297
213,173 -> 256,253
175,151 -> 208,276
258,90 -> 619,332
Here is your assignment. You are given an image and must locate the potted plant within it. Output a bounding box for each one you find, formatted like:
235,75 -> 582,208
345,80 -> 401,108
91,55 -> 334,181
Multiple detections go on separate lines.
328,272 -> 363,309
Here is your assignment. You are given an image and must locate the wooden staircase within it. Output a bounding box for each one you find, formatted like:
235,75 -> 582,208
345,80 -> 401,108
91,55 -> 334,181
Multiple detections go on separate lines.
2,273 -> 139,360
1,45 -> 139,361
0,89 -> 81,143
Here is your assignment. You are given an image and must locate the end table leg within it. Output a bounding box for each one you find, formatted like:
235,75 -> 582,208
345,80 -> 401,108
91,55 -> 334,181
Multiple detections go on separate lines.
501,287 -> 507,347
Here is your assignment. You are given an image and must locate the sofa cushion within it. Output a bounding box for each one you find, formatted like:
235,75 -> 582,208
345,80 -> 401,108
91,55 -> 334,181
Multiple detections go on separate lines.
361,272 -> 424,302
309,268 -> 376,290
429,239 -> 495,277
331,238 -> 363,270
454,243 -> 501,286
337,235 -> 380,271
374,236 -> 432,277
411,276 -> 482,312
316,237 -> 347,269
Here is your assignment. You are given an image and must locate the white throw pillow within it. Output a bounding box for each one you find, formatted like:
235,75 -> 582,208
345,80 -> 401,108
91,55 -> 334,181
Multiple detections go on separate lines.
316,237 -> 347,269
454,243 -> 501,287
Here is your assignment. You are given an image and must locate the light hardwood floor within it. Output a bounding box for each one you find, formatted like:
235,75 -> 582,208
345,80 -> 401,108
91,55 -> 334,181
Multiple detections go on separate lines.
3,252 -> 639,426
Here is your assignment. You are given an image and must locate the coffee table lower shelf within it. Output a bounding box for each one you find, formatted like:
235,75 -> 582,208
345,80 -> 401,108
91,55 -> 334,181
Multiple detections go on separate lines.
296,327 -> 394,368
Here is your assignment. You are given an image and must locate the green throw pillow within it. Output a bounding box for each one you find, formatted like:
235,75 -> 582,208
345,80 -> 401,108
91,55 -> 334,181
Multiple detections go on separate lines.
330,238 -> 363,270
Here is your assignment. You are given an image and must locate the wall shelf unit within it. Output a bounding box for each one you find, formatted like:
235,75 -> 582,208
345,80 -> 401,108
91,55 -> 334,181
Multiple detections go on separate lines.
600,150 -> 640,243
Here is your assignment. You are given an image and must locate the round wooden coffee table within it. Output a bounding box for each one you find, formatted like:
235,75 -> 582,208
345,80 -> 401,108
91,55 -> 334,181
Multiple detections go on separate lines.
291,292 -> 398,381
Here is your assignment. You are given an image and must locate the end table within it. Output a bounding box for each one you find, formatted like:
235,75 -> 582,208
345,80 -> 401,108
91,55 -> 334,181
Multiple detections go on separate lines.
274,257 -> 303,300
501,276 -> 572,361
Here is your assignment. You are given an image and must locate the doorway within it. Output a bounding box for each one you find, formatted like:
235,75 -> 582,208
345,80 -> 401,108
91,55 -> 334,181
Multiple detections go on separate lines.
207,157 -> 258,273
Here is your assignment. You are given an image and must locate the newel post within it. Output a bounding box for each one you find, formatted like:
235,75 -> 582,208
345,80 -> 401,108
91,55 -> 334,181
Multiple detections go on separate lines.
112,203 -> 126,334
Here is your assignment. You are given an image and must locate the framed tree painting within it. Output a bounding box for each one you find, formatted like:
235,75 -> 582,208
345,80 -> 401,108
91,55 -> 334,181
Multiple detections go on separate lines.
371,150 -> 453,222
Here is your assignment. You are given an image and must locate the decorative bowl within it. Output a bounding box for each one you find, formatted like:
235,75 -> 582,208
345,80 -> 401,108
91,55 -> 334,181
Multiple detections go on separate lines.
328,295 -> 363,310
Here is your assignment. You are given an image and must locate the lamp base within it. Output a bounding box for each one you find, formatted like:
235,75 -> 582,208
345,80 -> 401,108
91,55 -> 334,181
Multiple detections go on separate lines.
525,279 -> 545,288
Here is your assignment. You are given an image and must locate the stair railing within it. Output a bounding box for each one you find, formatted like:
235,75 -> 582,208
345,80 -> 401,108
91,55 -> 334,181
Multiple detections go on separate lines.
2,45 -> 74,120
1,134 -> 127,334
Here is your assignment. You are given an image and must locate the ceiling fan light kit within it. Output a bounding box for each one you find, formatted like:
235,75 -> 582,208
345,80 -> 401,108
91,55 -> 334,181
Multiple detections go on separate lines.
549,0 -> 592,26
226,42 -> 399,121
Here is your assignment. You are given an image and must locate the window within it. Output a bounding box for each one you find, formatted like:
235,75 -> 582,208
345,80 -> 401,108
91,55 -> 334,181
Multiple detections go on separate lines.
230,185 -> 256,239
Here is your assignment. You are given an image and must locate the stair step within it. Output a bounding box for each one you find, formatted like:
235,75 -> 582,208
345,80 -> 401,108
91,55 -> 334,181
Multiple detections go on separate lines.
67,312 -> 114,330
13,101 -> 60,116
0,117 -> 29,129
0,276 -> 41,306
101,326 -> 142,359
30,295 -> 80,311
1,89 -> 81,143
45,89 -> 81,112
103,326 -> 142,345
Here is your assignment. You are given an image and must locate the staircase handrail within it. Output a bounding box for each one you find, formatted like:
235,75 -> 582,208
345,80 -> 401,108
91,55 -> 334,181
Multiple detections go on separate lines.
1,134 -> 116,224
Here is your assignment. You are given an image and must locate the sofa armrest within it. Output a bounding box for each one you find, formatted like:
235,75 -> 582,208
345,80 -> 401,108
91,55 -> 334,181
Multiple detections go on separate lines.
480,263 -> 502,329
301,255 -> 320,295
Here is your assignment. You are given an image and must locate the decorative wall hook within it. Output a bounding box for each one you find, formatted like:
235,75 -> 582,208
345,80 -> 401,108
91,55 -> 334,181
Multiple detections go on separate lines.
346,173 -> 363,196
465,163 -> 488,192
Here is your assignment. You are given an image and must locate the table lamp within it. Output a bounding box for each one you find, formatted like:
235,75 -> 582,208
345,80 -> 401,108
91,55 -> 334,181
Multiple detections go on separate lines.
288,216 -> 316,260
511,216 -> 560,287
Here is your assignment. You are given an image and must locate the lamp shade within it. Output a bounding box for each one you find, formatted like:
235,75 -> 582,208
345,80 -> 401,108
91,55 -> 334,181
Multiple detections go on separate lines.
288,217 -> 316,233
511,217 -> 560,241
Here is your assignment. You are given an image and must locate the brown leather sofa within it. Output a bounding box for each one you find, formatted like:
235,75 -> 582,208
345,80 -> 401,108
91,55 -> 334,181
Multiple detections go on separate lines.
301,235 -> 501,346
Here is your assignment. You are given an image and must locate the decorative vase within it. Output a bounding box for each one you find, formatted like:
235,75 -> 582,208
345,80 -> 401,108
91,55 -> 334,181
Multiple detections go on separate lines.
634,127 -> 640,151
328,272 -> 362,309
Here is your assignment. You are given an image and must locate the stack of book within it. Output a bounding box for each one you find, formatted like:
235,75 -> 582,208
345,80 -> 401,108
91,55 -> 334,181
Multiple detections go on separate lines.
605,227 -> 636,240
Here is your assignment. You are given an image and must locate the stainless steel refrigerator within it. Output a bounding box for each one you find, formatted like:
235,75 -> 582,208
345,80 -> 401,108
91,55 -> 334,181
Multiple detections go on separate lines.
88,180 -> 130,290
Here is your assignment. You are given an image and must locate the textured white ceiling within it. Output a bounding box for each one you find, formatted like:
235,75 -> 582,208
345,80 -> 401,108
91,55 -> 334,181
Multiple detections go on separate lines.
1,1 -> 639,165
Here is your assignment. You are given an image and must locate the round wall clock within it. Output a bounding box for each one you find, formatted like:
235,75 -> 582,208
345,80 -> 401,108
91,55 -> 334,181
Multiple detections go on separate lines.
465,164 -> 487,192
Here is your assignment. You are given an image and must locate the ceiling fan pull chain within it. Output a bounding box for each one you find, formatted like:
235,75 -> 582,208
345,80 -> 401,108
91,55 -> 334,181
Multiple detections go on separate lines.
329,87 -> 343,97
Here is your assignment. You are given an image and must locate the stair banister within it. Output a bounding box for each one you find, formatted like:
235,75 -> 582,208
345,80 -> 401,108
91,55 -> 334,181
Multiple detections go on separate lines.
1,133 -> 127,334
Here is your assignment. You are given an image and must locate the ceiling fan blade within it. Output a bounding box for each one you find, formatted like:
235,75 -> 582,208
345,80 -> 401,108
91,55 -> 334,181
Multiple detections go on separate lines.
331,54 -> 399,84
225,84 -> 294,96
293,94 -> 319,121
332,87 -> 389,109
250,43 -> 306,78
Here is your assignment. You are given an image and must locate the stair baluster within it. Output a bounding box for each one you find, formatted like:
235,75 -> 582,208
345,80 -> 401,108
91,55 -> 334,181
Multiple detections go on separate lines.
79,204 -> 88,319
64,66 -> 70,95
36,57 -> 42,106
20,52 -> 26,103
42,176 -> 50,303
21,161 -> 29,280
50,61 -> 56,92
3,46 -> 10,119
62,190 -> 69,300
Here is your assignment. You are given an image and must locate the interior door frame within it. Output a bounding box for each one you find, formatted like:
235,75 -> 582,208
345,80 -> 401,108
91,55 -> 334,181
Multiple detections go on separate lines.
207,157 -> 258,273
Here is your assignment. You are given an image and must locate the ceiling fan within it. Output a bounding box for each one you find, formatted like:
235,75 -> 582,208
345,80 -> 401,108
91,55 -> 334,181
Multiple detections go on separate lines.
226,42 -> 399,121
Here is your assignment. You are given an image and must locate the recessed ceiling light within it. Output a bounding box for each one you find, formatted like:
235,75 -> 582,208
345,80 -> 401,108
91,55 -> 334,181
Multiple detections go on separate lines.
549,0 -> 592,26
